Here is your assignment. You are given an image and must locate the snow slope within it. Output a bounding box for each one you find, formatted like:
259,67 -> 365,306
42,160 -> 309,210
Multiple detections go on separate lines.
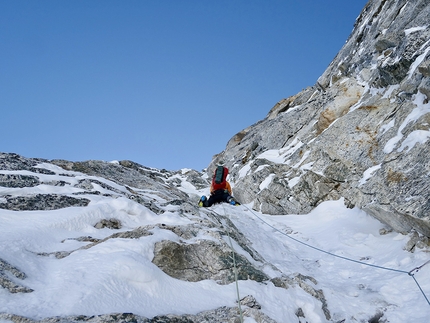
0,162 -> 429,323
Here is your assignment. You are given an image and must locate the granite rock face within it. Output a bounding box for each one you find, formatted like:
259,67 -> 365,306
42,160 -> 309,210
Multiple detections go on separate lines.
211,0 -> 430,237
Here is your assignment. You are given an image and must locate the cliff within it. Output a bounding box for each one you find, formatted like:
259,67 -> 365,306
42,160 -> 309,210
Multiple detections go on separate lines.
210,0 -> 430,238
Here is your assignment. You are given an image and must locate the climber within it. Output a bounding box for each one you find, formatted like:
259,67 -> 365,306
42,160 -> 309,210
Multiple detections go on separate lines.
198,164 -> 240,207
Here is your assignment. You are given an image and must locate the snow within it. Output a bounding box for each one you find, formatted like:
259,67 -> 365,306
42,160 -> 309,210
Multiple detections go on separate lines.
405,26 -> 428,36
292,150 -> 310,168
226,200 -> 430,322
238,163 -> 252,179
0,164 -> 429,323
358,164 -> 381,186
407,43 -> 430,79
382,84 -> 399,100
379,119 -> 395,135
256,138 -> 304,165
256,150 -> 285,164
384,92 -> 430,153
287,176 -> 301,188
259,174 -> 275,191
398,129 -> 430,152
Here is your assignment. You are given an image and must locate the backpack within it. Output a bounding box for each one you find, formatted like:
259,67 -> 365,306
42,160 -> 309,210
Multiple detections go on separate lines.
212,166 -> 228,191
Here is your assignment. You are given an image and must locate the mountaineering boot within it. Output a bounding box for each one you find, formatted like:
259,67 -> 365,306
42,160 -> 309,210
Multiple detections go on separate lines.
228,196 -> 239,206
198,196 -> 207,207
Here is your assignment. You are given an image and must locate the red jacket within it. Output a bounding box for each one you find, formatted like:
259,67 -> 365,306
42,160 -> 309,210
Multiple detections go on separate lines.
210,181 -> 232,195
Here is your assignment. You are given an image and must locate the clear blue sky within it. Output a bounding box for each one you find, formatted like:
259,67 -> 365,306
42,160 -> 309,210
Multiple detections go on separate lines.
1,0 -> 368,171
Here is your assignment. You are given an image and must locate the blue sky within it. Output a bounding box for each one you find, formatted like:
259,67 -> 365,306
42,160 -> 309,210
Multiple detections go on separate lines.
1,0 -> 368,171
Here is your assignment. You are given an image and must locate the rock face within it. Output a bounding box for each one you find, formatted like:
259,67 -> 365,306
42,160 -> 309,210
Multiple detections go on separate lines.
211,0 -> 430,237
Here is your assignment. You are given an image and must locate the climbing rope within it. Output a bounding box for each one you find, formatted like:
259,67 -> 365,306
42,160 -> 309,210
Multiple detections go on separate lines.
221,204 -> 244,323
237,203 -> 430,306
409,259 -> 430,275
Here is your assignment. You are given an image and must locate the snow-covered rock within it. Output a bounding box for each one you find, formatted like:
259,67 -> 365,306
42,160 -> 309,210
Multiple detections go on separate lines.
2,1 -> 430,322
213,0 -> 430,238
1,152 -> 429,323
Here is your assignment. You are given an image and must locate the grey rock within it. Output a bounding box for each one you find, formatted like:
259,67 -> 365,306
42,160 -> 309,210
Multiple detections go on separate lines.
94,218 -> 122,229
74,179 -> 95,190
51,159 -> 189,202
62,236 -> 100,243
295,307 -> 305,319
418,60 -> 430,77
0,194 -> 90,211
404,230 -> 430,252
0,153 -> 53,174
36,226 -> 155,259
239,295 -> 261,309
0,305 -> 278,323
0,174 -> 40,188
368,312 -> 384,323
152,239 -> 268,285
418,76 -> 430,101
294,274 -> 330,321
270,275 -> 295,289
0,259 -> 33,294
168,169 -> 209,190
212,0 -> 430,238
271,274 -> 330,321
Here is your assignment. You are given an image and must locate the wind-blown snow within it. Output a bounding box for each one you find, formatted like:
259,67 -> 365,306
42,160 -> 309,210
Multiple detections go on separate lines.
0,164 -> 429,323
384,92 -> 430,153
407,43 -> 430,79
398,129 -> 430,152
380,119 -> 395,135
256,138 -> 304,165
259,174 -> 275,191
358,164 -> 381,186
405,26 -> 428,35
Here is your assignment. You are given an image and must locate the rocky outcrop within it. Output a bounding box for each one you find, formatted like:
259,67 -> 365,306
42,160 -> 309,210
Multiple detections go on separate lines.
152,214 -> 269,285
0,153 -> 54,174
152,239 -> 268,284
51,159 -> 191,202
0,194 -> 90,211
213,0 -> 430,237
0,259 -> 33,294
0,174 -> 40,188
0,301 -> 278,323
